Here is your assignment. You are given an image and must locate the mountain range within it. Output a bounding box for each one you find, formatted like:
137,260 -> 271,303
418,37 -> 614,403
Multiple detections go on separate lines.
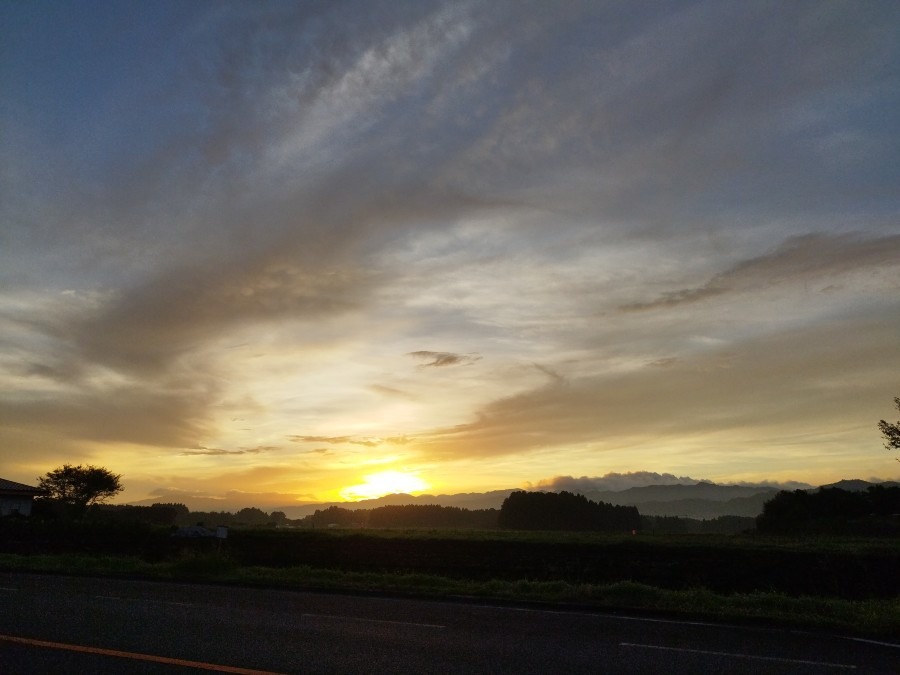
130,478 -> 898,519
268,479 -> 898,520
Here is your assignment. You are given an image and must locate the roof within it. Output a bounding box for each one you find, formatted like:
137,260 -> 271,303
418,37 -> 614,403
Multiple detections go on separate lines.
0,478 -> 44,496
171,525 -> 216,538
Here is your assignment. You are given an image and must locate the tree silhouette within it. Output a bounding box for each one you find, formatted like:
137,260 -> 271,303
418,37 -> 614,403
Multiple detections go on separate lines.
756,485 -> 900,534
878,396 -> 900,457
498,491 -> 640,532
37,464 -> 123,511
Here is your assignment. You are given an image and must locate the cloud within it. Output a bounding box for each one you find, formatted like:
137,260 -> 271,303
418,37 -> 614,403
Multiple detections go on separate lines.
180,445 -> 276,456
534,474 -> 817,492
138,487 -> 317,510
368,383 -> 415,399
416,308 -> 900,462
1,383 -> 216,449
731,480 -> 814,490
290,435 -> 375,447
289,435 -> 411,447
0,3 -> 509,460
409,351 -> 482,367
535,472 -> 703,492
620,233 -> 900,311
60,259 -> 377,377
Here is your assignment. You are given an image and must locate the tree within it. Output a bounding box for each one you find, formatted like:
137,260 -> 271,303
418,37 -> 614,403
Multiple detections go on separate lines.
878,396 -> 900,457
37,464 -> 123,510
756,485 -> 900,535
234,507 -> 270,526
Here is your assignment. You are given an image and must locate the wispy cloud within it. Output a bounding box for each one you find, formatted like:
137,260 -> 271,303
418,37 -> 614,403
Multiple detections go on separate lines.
535,473 -> 703,492
368,383 -> 415,399
534,473 -> 815,492
289,435 -> 412,448
621,233 -> 900,311
181,445 -> 276,457
408,351 -> 482,367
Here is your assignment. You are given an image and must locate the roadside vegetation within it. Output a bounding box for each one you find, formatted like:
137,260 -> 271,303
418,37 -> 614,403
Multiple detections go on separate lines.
1,517 -> 898,638
0,546 -> 896,638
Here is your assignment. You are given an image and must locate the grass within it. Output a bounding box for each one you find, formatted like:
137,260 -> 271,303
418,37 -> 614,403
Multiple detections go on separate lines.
1,551 -> 897,638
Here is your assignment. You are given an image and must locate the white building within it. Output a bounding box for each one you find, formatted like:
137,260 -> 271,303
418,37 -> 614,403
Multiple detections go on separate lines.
0,478 -> 44,517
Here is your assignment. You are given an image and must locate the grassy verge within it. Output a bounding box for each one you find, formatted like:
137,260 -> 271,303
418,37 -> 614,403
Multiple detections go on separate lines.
1,552 -> 897,638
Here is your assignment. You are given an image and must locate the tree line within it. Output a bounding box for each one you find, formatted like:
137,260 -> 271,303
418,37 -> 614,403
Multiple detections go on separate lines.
756,485 -> 900,535
297,492 -> 641,532
29,483 -> 896,537
299,503 -> 499,529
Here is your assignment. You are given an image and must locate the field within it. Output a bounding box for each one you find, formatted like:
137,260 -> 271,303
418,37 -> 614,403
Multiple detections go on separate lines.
219,529 -> 900,598
1,522 -> 898,638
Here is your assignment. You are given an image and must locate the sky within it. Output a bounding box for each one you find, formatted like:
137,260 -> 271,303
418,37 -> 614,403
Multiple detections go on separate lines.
2,1 -> 899,510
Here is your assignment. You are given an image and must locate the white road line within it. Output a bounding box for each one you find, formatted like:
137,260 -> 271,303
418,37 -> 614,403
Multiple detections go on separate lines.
502,604 -> 751,629
619,643 -> 857,669
301,613 -> 445,629
0,587 -> 18,592
844,636 -> 900,649
95,595 -> 193,607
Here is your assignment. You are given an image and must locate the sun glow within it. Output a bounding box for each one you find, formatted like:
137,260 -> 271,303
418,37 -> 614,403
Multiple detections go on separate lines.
339,470 -> 430,501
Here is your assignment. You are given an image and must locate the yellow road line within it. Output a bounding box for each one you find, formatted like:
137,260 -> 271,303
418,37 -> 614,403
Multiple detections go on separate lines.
0,634 -> 285,674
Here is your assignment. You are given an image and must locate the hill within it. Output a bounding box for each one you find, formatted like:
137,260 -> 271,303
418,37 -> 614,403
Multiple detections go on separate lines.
819,479 -> 899,492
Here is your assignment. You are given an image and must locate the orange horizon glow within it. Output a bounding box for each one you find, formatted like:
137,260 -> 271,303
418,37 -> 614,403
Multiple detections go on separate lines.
339,471 -> 431,502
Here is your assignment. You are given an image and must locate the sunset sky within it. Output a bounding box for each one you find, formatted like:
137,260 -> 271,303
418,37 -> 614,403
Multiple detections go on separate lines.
2,1 -> 898,510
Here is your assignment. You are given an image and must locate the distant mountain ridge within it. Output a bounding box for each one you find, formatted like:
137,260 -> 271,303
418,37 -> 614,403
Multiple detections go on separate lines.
131,479 -> 897,519
273,479 -> 898,520
573,483 -> 782,519
819,479 -> 899,491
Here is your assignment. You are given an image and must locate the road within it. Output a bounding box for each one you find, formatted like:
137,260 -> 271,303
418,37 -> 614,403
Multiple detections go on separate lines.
0,572 -> 896,673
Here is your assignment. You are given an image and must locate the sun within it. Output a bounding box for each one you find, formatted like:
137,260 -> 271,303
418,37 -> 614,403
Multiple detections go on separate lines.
340,470 -> 430,501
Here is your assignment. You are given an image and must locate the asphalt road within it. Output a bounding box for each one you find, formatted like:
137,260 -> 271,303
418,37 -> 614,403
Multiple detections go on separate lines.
0,572 -> 896,674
